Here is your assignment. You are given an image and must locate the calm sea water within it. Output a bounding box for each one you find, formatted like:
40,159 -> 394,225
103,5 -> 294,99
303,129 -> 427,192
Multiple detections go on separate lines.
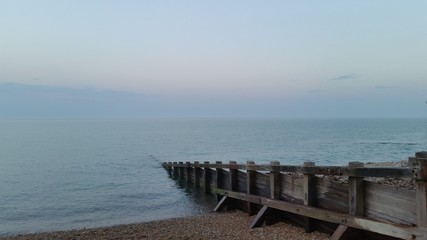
1,118 -> 426,236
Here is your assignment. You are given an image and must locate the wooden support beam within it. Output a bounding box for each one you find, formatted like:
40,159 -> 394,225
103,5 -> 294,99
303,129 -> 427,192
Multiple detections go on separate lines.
216,161 -> 223,202
228,160 -> 238,210
212,189 -> 427,239
270,161 -> 281,200
178,161 -> 184,179
348,161 -> 364,216
246,161 -> 256,216
303,161 -> 316,233
172,162 -> 178,179
250,205 -> 271,229
214,196 -> 229,212
185,161 -> 191,182
194,161 -> 200,187
230,161 -> 238,191
203,161 -> 211,193
416,151 -> 427,227
330,225 -> 348,240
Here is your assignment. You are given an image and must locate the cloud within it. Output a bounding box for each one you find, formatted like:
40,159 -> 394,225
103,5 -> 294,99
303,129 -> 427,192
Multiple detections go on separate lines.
329,73 -> 357,81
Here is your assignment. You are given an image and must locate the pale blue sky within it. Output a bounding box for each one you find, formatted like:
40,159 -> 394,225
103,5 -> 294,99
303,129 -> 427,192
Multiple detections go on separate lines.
1,1 -> 427,118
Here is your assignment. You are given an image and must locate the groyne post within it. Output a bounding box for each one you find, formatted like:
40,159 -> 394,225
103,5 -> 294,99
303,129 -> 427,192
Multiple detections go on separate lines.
268,161 -> 281,225
250,161 -> 281,228
215,161 -> 223,202
229,160 -> 238,210
185,161 -> 191,182
173,162 -> 179,179
246,161 -> 256,215
415,151 -> 427,227
348,161 -> 365,216
303,161 -> 316,233
203,161 -> 211,193
331,161 -> 365,239
194,161 -> 201,187
178,162 -> 184,180
270,161 -> 281,200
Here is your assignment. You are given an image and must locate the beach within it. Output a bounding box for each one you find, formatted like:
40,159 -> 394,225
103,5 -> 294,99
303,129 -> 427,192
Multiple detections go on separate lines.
2,210 -> 329,240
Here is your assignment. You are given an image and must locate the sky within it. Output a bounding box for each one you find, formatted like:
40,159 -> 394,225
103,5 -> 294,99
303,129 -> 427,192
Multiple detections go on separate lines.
1,1 -> 427,118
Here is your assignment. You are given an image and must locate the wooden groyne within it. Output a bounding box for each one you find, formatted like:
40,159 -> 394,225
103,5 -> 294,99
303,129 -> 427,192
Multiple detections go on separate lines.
162,152 -> 427,240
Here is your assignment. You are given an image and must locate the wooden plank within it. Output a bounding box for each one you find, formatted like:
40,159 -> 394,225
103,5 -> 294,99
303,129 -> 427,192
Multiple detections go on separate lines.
203,161 -> 210,193
247,161 -> 256,215
270,161 -> 281,200
254,172 -> 270,198
416,180 -> 427,227
221,170 -> 231,191
185,161 -> 191,182
303,161 -> 316,233
212,189 -> 427,239
215,161 -> 223,202
214,196 -> 228,212
281,174 -> 304,200
329,225 -> 348,240
365,181 -> 415,202
172,162 -> 179,179
194,161 -> 200,187
346,167 -> 413,178
178,161 -> 185,179
230,161 -> 238,191
249,205 -> 270,229
316,177 -> 349,213
415,152 -> 427,227
365,182 -> 415,225
348,162 -> 364,216
236,170 -> 247,193
228,161 -> 238,210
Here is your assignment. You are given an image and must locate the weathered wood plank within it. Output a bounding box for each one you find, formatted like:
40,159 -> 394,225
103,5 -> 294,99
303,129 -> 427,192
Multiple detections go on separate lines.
348,162 -> 364,216
365,182 -> 415,225
316,177 -> 349,213
247,161 -> 256,215
178,162 -> 184,179
281,174 -> 304,201
221,170 -> 231,191
303,161 -> 316,233
214,196 -> 228,212
254,172 -> 270,198
270,161 -> 281,200
236,170 -> 247,193
172,162 -> 179,179
330,225 -> 348,240
249,205 -> 270,229
415,152 -> 427,227
185,161 -> 191,182
203,161 -> 210,193
194,161 -> 200,187
228,161 -> 238,210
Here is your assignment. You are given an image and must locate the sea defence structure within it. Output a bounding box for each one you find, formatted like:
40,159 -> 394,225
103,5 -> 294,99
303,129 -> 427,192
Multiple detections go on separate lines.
162,152 -> 427,240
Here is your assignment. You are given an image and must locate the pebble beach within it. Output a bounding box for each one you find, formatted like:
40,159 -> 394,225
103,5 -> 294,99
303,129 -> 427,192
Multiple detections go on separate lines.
2,210 -> 329,240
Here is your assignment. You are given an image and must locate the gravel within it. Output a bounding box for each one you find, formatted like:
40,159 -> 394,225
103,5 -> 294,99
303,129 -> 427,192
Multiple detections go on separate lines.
2,211 -> 329,240
323,160 -> 415,190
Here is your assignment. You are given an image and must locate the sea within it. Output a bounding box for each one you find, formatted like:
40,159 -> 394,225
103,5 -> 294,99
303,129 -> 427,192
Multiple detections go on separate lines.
1,118 -> 426,236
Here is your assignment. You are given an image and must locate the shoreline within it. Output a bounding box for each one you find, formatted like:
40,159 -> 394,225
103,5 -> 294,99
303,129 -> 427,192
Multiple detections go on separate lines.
1,210 -> 329,240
